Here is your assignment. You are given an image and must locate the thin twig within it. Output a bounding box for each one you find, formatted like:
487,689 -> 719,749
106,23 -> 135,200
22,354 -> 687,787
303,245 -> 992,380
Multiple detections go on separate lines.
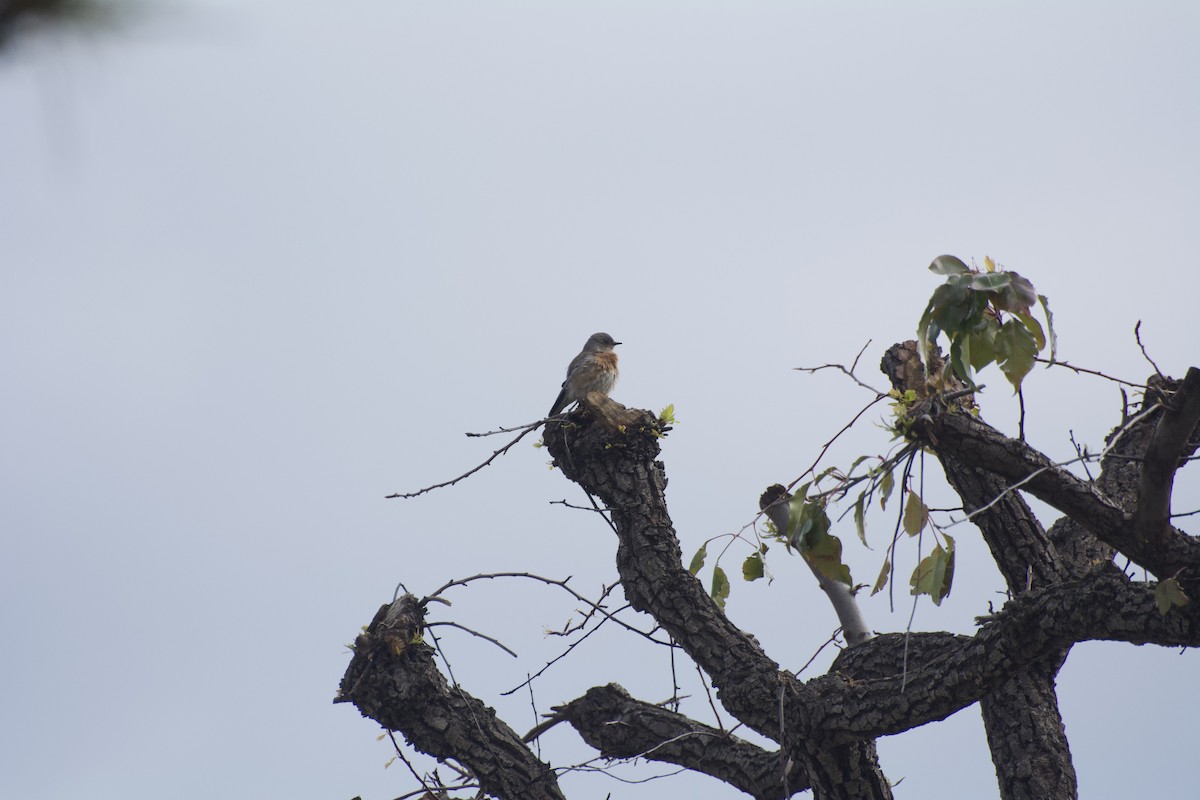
886,448 -> 920,613
1017,387 -> 1026,441
581,487 -> 620,534
850,339 -> 872,373
526,674 -> 541,759
693,662 -> 725,732
901,451 -> 928,692
550,498 -> 607,512
1069,430 -> 1094,481
1134,320 -> 1165,379
778,684 -> 789,799
554,756 -> 687,785
388,422 -> 542,499
386,730 -> 440,796
786,394 -> 891,495
1034,356 -> 1147,389
669,635 -> 681,711
466,419 -> 553,437
502,602 -> 652,697
425,621 -> 519,658
795,355 -> 887,398
794,628 -> 844,675
420,572 -> 664,644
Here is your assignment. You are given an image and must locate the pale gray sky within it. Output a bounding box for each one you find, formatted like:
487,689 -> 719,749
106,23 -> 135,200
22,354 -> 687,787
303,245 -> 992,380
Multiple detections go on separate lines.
2,2 -> 1198,798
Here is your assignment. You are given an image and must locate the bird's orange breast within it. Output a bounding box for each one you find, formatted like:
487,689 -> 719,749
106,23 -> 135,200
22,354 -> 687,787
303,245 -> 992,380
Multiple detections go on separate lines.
594,351 -> 618,369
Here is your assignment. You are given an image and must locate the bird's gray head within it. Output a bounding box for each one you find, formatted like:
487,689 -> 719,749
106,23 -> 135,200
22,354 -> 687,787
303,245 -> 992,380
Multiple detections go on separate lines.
584,332 -> 621,351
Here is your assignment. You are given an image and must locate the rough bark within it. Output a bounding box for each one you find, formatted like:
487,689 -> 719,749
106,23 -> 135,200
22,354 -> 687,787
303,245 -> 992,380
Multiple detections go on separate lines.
542,396 -> 895,799
337,596 -> 566,800
978,663 -> 1075,800
882,341 -> 1077,799
1133,368 -> 1200,568
914,403 -> 1200,580
555,683 -> 809,800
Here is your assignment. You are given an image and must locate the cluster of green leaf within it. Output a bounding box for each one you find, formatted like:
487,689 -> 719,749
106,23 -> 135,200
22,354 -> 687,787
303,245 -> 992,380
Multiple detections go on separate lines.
885,388 -> 923,437
690,257 -> 1060,615
658,403 -> 678,426
688,417 -> 956,611
918,255 -> 1056,392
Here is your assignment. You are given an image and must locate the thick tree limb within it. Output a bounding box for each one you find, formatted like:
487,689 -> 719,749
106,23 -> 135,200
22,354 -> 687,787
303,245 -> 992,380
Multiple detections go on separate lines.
337,595 -> 566,800
806,573 -> 1200,742
1134,368 -> 1200,568
881,342 -> 1069,592
882,342 -> 1079,799
930,452 -> 1077,800
916,409 -> 1200,579
543,397 -> 790,740
543,395 -> 894,799
554,683 -> 810,800
978,663 -> 1076,800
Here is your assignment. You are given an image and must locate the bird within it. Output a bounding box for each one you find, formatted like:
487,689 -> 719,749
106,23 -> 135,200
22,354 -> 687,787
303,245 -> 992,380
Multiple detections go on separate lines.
548,332 -> 621,417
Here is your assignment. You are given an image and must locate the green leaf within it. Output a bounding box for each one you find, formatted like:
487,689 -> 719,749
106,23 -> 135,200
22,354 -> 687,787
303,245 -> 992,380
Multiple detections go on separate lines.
871,557 -> 891,596
1038,294 -> 1057,363
917,305 -> 940,368
1155,577 -> 1190,615
902,490 -> 928,536
967,317 -> 998,371
799,500 -> 832,549
742,552 -> 765,582
909,534 -> 955,605
657,403 -> 677,425
711,566 -> 730,609
929,254 -> 970,275
879,469 -> 895,510
993,318 -> 1038,391
804,530 -> 853,586
1015,310 -> 1046,352
1006,272 -> 1038,309
787,494 -> 813,550
853,494 -> 868,548
967,272 -> 1012,292
929,280 -> 975,335
688,543 -> 707,576
849,454 -> 871,473
948,332 -> 978,389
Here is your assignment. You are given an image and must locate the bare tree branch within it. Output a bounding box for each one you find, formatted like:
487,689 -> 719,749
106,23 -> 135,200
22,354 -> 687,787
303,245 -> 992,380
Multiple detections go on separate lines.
388,422 -> 542,499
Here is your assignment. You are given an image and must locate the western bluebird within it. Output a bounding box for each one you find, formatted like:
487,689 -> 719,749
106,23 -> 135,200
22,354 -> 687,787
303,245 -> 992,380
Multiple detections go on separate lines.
548,332 -> 621,416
